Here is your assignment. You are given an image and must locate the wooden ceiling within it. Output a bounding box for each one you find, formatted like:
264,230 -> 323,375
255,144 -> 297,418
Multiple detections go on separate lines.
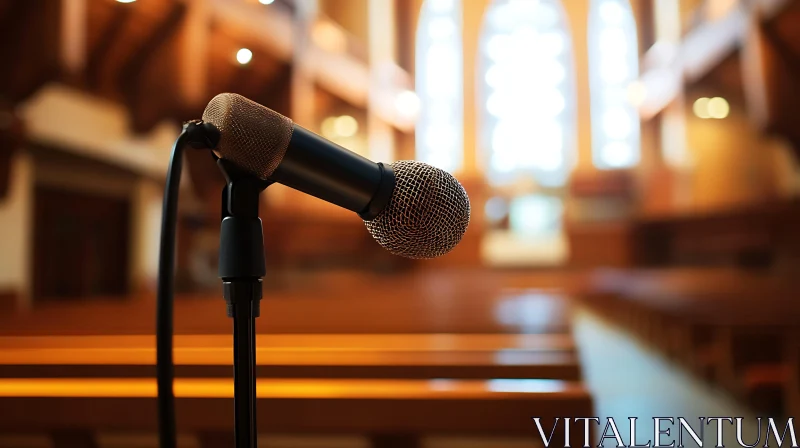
1,0 -> 292,133
758,0 -> 800,153
688,52 -> 744,106
767,0 -> 800,57
0,1 -> 61,105
206,18 -> 292,116
683,1 -> 800,158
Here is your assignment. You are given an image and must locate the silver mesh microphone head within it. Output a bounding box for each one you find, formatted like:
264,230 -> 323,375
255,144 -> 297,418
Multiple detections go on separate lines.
202,93 -> 294,179
364,161 -> 470,259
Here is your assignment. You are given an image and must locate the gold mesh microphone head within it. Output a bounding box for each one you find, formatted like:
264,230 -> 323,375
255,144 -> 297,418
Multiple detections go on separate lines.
202,93 -> 294,179
364,161 -> 471,259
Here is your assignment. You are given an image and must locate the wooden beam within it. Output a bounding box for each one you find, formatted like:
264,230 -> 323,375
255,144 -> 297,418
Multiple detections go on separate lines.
637,0 -> 656,53
177,0 -> 210,110
227,66 -> 255,100
86,4 -> 133,89
118,1 -> 187,131
750,18 -> 800,153
60,0 -> 87,78
394,0 -> 415,73
119,3 -> 186,86
0,107 -> 24,201
740,18 -> 771,131
289,0 -> 318,126
0,0 -> 38,99
14,69 -> 59,105
0,1 -> 34,49
761,22 -> 800,77
0,0 -> 60,103
257,64 -> 293,113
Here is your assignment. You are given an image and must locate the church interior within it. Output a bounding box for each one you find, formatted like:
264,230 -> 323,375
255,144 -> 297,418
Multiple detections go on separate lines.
1,0 -> 800,446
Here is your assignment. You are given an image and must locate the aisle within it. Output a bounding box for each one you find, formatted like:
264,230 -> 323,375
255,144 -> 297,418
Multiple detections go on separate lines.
573,307 -> 761,447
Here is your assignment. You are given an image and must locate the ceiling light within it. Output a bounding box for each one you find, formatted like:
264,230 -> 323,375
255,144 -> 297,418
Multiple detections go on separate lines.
333,116 -> 358,137
693,97 -> 710,119
236,48 -> 253,65
394,90 -> 421,120
321,117 -> 338,139
707,97 -> 729,119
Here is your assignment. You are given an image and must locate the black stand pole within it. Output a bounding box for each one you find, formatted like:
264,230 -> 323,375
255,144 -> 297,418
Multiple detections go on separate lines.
216,158 -> 271,448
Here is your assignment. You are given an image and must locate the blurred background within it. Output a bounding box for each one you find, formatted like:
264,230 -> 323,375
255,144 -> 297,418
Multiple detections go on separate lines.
0,0 -> 799,447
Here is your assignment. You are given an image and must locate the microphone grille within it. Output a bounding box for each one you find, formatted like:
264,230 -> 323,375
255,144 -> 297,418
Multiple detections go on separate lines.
364,161 -> 470,259
202,93 -> 294,179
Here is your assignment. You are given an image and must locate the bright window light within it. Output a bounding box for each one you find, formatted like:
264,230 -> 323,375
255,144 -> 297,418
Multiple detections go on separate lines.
626,81 -> 647,106
429,0 -> 455,12
415,0 -> 463,172
599,28 -> 628,54
425,126 -> 457,149
395,90 -> 421,120
539,33 -> 566,56
486,34 -> 513,61
599,1 -> 624,23
428,18 -> 456,39
599,59 -> 629,83
479,0 -> 575,188
509,195 -> 564,236
589,0 -> 640,169
602,108 -> 632,139
600,141 -> 635,167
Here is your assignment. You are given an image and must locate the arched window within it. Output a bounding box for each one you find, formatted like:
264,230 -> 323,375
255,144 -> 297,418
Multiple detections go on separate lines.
478,0 -> 576,188
588,0 -> 640,169
415,0 -> 463,173
478,0 -> 573,266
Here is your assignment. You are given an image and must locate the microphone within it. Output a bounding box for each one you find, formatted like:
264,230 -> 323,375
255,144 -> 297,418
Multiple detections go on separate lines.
202,93 -> 470,259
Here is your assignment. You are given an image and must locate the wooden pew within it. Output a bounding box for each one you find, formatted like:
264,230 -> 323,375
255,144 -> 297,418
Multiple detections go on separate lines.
0,288 -> 573,335
0,333 -> 581,380
0,348 -> 582,380
0,278 -> 587,446
0,377 -> 593,448
631,200 -> 800,268
584,268 -> 797,414
0,333 -> 578,351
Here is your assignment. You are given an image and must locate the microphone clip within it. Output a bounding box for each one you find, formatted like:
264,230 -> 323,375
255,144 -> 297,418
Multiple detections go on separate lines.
217,158 -> 272,220
182,119 -> 221,150
216,158 -> 268,296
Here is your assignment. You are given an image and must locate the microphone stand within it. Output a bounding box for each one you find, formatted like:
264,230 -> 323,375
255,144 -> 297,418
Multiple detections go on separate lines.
216,158 -> 271,448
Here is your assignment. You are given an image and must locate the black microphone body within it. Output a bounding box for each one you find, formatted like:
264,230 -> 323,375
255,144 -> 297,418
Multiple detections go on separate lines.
202,93 -> 470,259
270,125 -> 395,220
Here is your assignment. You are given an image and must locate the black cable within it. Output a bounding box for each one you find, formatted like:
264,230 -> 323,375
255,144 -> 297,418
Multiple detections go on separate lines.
156,128 -> 188,448
156,121 -> 220,448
